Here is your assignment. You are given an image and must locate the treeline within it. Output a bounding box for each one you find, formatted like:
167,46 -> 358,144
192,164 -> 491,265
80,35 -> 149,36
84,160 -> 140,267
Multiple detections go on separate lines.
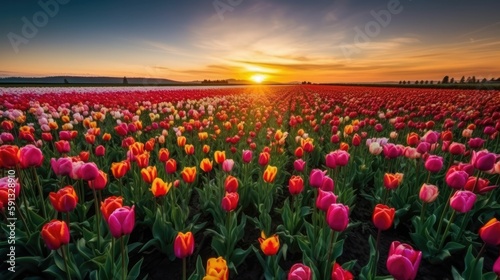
201,79 -> 229,84
399,76 -> 500,85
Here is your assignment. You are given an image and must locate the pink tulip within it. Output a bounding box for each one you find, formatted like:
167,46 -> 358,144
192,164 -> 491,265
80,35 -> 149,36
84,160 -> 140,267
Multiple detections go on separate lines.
468,137 -> 485,149
294,159 -> 306,172
242,149 -> 252,163
445,170 -> 469,189
108,206 -> 135,238
222,159 -> 235,173
288,263 -> 311,280
320,176 -> 334,192
309,169 -> 326,188
493,256 -> 500,277
79,162 -> 100,181
19,144 -> 44,168
383,143 -> 401,159
450,190 -> 476,213
386,241 -> 422,280
424,155 -> 443,173
316,189 -> 337,211
326,203 -> 349,231
419,184 -> 439,203
50,157 -> 73,176
471,150 -> 496,171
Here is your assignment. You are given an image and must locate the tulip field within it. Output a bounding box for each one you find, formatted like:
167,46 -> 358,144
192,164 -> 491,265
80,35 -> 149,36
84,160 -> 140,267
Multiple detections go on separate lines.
1,84 -> 500,280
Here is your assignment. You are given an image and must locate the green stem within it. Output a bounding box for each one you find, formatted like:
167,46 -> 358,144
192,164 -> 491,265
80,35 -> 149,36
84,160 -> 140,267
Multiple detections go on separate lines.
112,238 -> 115,274
374,229 -> 382,279
328,231 -> 339,266
121,237 -> 126,280
92,186 -> 101,249
15,203 -> 32,235
425,171 -> 431,184
439,210 -> 456,249
32,167 -> 47,219
61,245 -> 72,280
436,190 -> 454,238
420,202 -> 427,223
456,211 -> 471,241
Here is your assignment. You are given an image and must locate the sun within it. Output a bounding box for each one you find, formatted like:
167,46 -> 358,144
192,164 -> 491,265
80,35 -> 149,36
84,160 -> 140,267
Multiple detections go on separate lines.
250,74 -> 266,84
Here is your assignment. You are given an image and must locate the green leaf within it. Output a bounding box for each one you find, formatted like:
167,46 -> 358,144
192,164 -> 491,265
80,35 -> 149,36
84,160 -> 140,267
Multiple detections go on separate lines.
128,258 -> 144,280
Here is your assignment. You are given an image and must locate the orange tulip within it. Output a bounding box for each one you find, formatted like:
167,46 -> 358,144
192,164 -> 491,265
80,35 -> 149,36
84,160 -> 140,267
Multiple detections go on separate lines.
258,231 -> 280,256
129,142 -> 145,156
383,173 -> 404,190
111,160 -> 130,179
158,148 -> 170,162
0,145 -> 20,168
184,144 -> 195,155
204,257 -> 229,280
49,186 -> 78,213
141,166 -> 158,184
202,144 -> 210,154
145,138 -> 155,151
198,132 -> 209,141
150,177 -> 171,197
100,196 -> 123,222
263,165 -> 278,183
214,150 -> 226,164
200,158 -> 213,173
181,167 -> 197,183
177,136 -> 186,147
135,152 -> 150,168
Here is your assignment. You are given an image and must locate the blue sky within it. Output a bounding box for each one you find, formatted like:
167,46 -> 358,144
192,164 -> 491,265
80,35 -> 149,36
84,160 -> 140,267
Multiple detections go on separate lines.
1,0 -> 499,82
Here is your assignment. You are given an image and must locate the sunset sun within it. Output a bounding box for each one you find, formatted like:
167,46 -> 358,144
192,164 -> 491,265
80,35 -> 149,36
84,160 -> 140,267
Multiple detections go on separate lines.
251,74 -> 266,84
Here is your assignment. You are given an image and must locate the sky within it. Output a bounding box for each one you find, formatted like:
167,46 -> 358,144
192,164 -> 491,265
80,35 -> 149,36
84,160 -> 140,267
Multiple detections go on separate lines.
1,0 -> 499,83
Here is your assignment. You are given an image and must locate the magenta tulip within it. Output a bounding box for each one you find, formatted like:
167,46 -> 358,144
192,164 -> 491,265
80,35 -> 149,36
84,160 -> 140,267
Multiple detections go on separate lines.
309,169 -> 326,188
51,157 -> 73,176
424,155 -> 443,173
19,144 -> 44,168
326,203 -> 349,231
108,206 -> 136,238
386,241 -> 422,280
288,263 -> 311,280
316,189 -> 337,211
471,150 -> 496,171
294,159 -> 306,172
450,190 -> 476,213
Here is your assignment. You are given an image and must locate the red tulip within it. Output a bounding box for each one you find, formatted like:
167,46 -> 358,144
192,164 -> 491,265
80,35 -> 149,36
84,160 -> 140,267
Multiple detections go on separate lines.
478,218 -> 500,246
372,204 -> 395,231
49,186 -> 78,212
0,145 -> 19,168
221,192 -> 239,212
224,175 -> 239,193
41,220 -> 70,250
174,231 -> 195,259
331,263 -> 354,280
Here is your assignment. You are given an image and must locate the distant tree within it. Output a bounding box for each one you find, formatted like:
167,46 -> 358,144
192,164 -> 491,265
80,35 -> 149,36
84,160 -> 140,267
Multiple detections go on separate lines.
64,78 -> 69,84
481,78 -> 487,83
420,80 -> 424,84
430,81 -> 434,84
399,81 -> 402,84
307,81 -> 311,84
402,81 -> 406,85
466,76 -> 471,83
425,80 -> 429,84
490,77 -> 495,82
442,76 -> 449,84
497,78 -> 500,82
460,76 -> 465,83
415,80 -> 419,84
471,76 -> 476,83
450,77 -> 455,84
437,81 -> 441,84
123,77 -> 128,84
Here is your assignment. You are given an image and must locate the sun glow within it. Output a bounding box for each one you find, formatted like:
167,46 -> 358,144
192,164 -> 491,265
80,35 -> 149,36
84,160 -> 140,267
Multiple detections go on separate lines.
251,74 -> 266,83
